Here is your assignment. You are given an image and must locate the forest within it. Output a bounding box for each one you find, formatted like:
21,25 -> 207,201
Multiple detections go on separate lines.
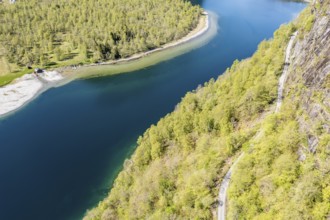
84,12 -> 294,220
84,2 -> 330,219
0,0 -> 201,85
227,3 -> 330,219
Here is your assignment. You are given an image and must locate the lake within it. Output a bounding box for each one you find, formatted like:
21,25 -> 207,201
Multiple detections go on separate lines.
0,0 -> 306,219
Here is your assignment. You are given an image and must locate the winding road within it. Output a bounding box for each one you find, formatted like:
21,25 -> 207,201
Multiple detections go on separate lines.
217,153 -> 244,220
275,32 -> 297,113
217,32 -> 298,220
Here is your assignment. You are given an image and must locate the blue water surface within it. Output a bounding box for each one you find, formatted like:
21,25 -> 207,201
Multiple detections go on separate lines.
0,0 -> 306,219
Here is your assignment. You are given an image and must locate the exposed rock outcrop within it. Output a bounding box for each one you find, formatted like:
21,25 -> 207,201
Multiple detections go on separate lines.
286,0 -> 330,151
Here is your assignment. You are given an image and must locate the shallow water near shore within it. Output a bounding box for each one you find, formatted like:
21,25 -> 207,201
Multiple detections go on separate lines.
0,0 -> 306,219
63,12 -> 216,81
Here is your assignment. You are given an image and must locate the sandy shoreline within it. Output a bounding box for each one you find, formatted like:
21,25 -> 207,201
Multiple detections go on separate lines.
58,12 -> 209,74
0,12 -> 210,118
0,71 -> 63,117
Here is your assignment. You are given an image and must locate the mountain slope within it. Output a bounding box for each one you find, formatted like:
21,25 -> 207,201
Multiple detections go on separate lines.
84,1 -> 329,219
228,1 -> 330,219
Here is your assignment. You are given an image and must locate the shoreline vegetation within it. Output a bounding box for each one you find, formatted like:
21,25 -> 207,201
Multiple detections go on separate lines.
59,12 -> 209,78
83,2 -> 320,218
0,0 -> 203,86
83,19 -> 296,220
0,12 -> 210,118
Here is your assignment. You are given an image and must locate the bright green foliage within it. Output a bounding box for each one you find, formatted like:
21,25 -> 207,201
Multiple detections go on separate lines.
227,3 -> 330,219
228,100 -> 330,219
84,2 -> 329,220
84,21 -> 294,219
295,3 -> 316,39
0,0 -> 201,69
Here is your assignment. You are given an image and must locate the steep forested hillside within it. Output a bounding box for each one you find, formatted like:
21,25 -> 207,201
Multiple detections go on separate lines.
0,0 -> 201,84
228,1 -> 330,219
84,1 -> 329,219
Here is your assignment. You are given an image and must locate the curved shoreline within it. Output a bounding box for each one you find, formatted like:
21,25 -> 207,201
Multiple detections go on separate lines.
58,12 -> 211,79
69,12 -> 210,69
0,12 -> 213,118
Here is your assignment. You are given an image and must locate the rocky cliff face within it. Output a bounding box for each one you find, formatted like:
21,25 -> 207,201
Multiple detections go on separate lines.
287,0 -> 330,154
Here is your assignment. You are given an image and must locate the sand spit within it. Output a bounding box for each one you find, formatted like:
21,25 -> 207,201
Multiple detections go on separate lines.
0,71 -> 63,116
